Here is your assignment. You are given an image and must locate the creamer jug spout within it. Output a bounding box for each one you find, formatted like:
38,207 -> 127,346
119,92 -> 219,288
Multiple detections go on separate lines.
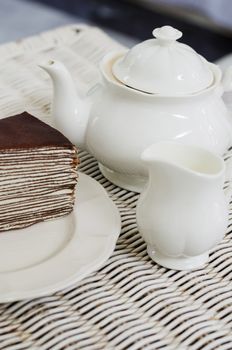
39,60 -> 91,148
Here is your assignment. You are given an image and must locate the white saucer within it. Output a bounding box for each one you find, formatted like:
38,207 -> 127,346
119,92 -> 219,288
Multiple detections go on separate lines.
0,173 -> 121,302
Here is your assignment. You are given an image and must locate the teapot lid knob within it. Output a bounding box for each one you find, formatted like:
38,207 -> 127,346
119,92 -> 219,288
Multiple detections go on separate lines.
152,25 -> 182,45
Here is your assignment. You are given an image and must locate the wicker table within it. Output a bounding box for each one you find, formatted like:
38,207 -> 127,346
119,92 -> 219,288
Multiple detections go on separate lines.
1,24 -> 232,350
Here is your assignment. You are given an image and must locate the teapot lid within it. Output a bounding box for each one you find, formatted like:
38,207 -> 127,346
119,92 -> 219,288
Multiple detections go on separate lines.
112,25 -> 214,95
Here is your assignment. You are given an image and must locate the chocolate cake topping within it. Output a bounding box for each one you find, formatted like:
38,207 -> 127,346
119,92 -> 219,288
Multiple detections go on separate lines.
0,112 -> 73,149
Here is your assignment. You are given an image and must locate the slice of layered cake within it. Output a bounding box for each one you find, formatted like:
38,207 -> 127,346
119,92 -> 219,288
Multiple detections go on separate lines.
0,112 -> 78,231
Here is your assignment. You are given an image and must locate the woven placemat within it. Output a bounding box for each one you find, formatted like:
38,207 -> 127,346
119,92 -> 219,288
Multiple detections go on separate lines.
1,24 -> 232,350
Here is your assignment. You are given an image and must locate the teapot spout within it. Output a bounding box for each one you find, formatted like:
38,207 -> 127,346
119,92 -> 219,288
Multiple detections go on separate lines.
39,60 -> 90,148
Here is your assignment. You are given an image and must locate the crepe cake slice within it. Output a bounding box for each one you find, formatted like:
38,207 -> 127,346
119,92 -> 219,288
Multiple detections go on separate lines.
0,111 -> 79,232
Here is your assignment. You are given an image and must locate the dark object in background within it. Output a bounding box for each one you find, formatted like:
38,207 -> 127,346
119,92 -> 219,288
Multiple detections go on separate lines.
27,0 -> 232,61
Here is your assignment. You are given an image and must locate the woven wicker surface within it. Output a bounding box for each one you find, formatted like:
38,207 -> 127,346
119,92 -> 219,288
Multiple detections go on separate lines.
1,24 -> 232,350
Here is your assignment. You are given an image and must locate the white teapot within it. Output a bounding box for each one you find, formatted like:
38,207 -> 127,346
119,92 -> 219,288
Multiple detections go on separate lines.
40,25 -> 232,192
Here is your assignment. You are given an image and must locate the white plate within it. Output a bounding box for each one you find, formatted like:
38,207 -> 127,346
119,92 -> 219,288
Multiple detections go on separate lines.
0,173 -> 121,302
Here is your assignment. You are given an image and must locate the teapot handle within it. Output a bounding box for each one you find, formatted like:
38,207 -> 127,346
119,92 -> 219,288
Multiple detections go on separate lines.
222,65 -> 232,92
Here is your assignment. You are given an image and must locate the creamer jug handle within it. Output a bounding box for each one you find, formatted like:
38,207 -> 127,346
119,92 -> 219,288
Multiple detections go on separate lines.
224,182 -> 232,205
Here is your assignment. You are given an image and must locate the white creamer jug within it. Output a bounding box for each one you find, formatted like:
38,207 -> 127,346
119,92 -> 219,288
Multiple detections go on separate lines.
136,142 -> 231,270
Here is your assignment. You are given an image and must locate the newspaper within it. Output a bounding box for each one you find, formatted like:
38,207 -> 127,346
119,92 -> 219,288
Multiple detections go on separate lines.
0,24 -> 126,120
